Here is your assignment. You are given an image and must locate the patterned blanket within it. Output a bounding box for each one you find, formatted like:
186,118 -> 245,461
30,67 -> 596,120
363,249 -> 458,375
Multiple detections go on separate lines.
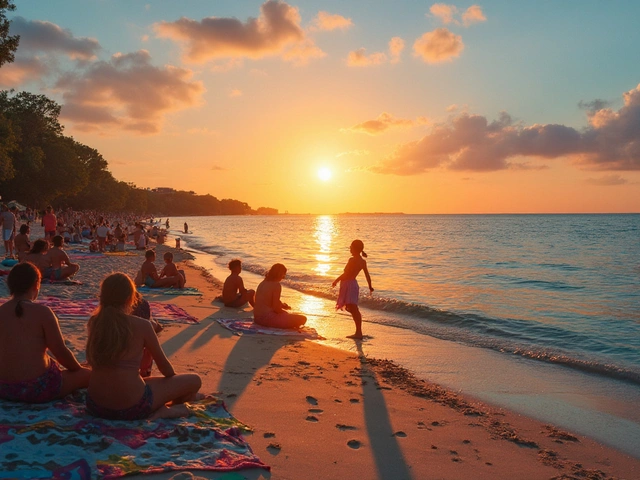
0,297 -> 199,324
137,286 -> 203,296
0,392 -> 268,479
217,318 -> 324,340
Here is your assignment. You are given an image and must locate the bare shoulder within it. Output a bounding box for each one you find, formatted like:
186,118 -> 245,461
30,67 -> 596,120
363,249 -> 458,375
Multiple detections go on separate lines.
128,314 -> 153,333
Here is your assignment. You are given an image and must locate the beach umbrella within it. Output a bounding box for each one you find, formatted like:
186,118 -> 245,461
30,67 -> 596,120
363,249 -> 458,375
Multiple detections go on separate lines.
7,200 -> 26,211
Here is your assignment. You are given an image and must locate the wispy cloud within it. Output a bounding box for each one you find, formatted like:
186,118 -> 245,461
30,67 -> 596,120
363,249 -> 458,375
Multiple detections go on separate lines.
154,0 -> 324,65
345,112 -> 428,135
347,36 -> 406,67
57,50 -> 204,134
429,4 -> 487,27
413,28 -> 464,63
0,57 -> 48,87
310,11 -> 353,31
585,175 -> 628,186
389,37 -> 405,64
368,83 -> 640,175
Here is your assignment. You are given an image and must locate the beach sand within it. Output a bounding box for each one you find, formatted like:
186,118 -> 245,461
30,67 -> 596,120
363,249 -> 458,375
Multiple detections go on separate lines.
3,239 -> 639,479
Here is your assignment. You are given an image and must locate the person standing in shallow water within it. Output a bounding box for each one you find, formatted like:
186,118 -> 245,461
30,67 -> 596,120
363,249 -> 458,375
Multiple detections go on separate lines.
332,240 -> 374,340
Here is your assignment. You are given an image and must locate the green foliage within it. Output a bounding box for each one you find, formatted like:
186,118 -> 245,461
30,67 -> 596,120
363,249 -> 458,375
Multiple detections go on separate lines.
0,89 -> 278,215
0,0 -> 19,68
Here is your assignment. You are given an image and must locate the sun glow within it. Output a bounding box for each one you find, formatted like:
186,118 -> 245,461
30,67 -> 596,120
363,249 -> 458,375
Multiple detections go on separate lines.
317,167 -> 332,181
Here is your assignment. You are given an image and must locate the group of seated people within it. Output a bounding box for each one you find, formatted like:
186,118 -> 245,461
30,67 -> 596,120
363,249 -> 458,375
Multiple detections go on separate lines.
20,236 -> 80,281
134,250 -> 186,289
222,259 -> 307,330
0,263 -> 202,419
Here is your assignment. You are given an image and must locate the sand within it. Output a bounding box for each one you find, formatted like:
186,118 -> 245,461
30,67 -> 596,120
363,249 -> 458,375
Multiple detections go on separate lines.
3,236 -> 639,479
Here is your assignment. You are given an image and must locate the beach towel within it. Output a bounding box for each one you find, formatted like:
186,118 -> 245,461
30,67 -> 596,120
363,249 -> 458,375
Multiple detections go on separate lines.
0,297 -> 199,324
216,318 -> 324,340
105,251 -> 139,256
137,286 -> 203,296
0,392 -> 269,479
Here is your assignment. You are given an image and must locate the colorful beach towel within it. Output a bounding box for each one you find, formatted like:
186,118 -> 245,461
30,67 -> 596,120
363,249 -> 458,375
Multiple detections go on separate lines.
137,286 -> 203,296
0,392 -> 269,479
0,297 -> 199,324
217,318 -> 324,340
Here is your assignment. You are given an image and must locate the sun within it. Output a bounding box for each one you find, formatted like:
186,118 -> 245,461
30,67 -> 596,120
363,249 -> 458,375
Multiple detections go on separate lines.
317,167 -> 332,182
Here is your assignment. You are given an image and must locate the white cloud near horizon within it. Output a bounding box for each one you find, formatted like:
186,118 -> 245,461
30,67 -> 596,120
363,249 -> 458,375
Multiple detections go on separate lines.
368,83 -> 640,175
154,0 -> 324,65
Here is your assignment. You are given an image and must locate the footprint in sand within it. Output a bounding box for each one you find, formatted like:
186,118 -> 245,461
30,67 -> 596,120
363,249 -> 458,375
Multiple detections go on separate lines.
336,424 -> 357,431
267,442 -> 282,455
349,398 -> 360,404
306,395 -> 318,406
263,432 -> 276,438
347,439 -> 361,449
308,408 -> 323,414
393,431 -> 407,437
306,415 -> 319,422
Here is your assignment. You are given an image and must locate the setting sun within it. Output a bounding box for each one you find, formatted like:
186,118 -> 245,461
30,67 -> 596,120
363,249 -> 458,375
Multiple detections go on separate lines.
317,167 -> 332,182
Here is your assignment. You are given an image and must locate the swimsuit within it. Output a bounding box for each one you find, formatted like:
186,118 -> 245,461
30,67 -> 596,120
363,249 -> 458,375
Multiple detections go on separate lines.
144,275 -> 155,287
43,267 -> 63,280
336,279 -> 360,309
0,359 -> 63,403
86,384 -> 154,421
254,311 -> 303,329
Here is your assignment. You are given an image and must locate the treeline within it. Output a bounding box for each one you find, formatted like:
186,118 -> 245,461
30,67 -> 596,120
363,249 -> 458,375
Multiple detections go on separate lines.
0,90 -> 278,215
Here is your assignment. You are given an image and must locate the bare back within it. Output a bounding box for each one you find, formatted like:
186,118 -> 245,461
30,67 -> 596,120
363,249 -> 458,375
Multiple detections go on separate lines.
48,247 -> 71,269
254,279 -> 282,317
222,274 -> 244,303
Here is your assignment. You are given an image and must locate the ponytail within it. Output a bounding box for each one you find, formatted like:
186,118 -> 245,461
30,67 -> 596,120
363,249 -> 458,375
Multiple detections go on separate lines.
362,251 -> 368,258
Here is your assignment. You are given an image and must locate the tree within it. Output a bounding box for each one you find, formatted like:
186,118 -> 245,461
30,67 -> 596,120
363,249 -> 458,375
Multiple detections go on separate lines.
0,0 -> 19,68
0,112 -> 17,181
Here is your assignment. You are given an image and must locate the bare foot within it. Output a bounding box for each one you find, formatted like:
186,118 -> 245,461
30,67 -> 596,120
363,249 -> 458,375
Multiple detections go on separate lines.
347,333 -> 364,340
150,404 -> 191,420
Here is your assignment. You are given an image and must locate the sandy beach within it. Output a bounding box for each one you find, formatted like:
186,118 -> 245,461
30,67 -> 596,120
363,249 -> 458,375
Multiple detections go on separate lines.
4,233 -> 633,480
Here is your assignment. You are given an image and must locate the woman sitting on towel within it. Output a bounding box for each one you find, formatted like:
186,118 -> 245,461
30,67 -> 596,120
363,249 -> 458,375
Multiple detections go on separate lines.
85,273 -> 201,420
253,263 -> 307,329
0,263 -> 91,403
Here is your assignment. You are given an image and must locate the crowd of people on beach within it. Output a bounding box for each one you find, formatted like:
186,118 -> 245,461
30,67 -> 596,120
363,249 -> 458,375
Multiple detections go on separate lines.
0,204 -> 374,421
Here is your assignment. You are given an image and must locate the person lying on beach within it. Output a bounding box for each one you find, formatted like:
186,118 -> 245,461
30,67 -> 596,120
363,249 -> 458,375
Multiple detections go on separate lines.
14,224 -> 31,260
254,263 -> 306,329
135,250 -> 183,288
159,251 -> 185,288
22,240 -> 53,275
332,239 -> 374,340
85,273 -> 201,420
46,235 -> 80,281
222,259 -> 255,308
0,263 -> 91,403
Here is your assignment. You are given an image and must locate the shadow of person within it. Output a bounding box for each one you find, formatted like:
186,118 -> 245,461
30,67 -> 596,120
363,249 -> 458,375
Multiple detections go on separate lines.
355,341 -> 412,480
216,334 -> 298,410
160,313 -> 232,358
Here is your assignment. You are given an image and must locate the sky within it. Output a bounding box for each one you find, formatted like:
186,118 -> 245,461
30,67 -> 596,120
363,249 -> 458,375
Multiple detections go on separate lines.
2,0 -> 640,214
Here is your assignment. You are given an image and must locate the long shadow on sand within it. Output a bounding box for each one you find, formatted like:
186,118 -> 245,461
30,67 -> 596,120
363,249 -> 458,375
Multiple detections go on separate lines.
216,335 -> 298,409
356,342 -> 412,480
160,312 -> 234,358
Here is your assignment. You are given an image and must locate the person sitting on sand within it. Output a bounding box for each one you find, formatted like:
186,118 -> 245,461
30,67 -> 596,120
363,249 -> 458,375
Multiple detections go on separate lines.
85,273 -> 201,420
0,263 -> 91,403
14,224 -> 31,260
253,263 -> 306,329
45,235 -> 79,281
135,250 -> 183,288
159,251 -> 185,288
22,240 -> 53,275
222,259 -> 255,308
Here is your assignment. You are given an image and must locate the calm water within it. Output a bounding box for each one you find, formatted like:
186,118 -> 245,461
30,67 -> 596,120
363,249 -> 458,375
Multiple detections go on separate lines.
173,214 -> 640,384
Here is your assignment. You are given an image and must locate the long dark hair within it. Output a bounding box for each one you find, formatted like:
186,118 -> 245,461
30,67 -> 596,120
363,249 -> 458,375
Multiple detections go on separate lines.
7,262 -> 41,317
265,263 -> 287,281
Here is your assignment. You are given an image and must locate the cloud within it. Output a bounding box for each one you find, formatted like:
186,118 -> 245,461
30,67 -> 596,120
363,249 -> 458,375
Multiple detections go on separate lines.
336,149 -> 370,158
229,88 -> 242,97
585,175 -> 628,186
462,5 -> 487,26
346,112 -> 428,135
413,28 -> 464,63
0,57 -> 48,87
311,11 -> 353,31
56,50 -> 204,134
281,39 -> 326,66
368,84 -> 640,175
10,17 -> 100,60
154,0 -> 323,65
211,164 -> 226,171
428,4 -> 487,27
389,37 -> 405,63
347,47 -> 386,67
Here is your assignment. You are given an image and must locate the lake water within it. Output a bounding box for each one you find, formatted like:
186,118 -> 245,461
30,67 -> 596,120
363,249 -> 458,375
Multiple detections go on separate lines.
168,214 -> 640,456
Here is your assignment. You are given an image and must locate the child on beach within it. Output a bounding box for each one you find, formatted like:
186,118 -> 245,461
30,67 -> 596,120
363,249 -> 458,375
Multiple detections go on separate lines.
222,259 -> 255,308
135,250 -> 183,288
85,273 -> 201,420
159,251 -> 186,288
254,263 -> 306,329
332,240 -> 374,339
0,263 -> 91,403
46,235 -> 80,281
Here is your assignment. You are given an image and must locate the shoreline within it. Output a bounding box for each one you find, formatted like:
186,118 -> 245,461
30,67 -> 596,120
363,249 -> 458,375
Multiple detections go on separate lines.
1,233 -> 638,478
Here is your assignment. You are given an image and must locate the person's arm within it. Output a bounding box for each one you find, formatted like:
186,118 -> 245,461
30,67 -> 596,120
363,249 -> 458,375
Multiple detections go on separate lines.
141,321 -> 174,377
41,308 -> 84,371
274,284 -> 291,311
363,261 -> 374,293
158,265 -> 166,279
238,277 -> 247,294
331,273 -> 344,288
61,250 -> 72,266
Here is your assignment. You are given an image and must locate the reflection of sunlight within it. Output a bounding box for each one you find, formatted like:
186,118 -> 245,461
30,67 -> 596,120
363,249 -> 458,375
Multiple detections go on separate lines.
297,294 -> 331,330
313,215 -> 335,276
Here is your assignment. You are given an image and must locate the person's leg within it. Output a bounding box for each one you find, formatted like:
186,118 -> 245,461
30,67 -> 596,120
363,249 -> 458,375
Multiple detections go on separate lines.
58,368 -> 91,398
257,311 -> 307,329
60,264 -> 79,280
345,304 -> 363,339
145,374 -> 202,409
152,276 -> 181,288
245,289 -> 256,307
